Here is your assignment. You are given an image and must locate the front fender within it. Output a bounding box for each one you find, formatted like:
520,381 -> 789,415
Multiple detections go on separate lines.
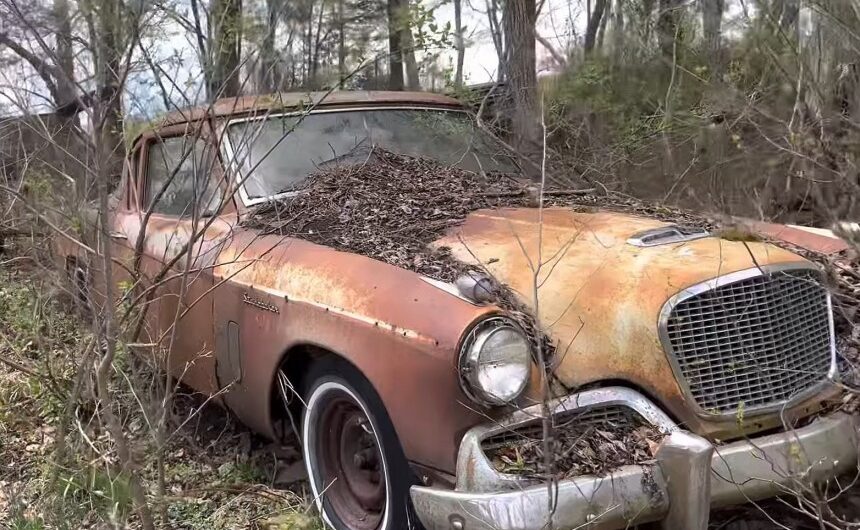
212,232 -> 494,473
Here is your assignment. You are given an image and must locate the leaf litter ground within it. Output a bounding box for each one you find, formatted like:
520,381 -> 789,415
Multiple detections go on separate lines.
244,148 -> 859,479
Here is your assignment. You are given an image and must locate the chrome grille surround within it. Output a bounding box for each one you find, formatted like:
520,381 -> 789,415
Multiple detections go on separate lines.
659,264 -> 837,417
454,387 -> 677,492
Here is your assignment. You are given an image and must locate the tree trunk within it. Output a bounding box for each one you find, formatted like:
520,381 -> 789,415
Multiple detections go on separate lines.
774,0 -> 800,32
96,0 -> 124,185
658,0 -> 682,66
259,0 -> 280,92
801,0 -> 860,219
454,0 -> 464,87
93,9 -> 153,528
209,0 -> 243,98
305,6 -> 314,85
640,0 -> 656,57
51,0 -> 88,200
387,0 -> 405,90
337,0 -> 346,83
53,0 -> 75,98
402,26 -> 420,89
702,0 -> 724,79
584,0 -> 607,55
596,0 -> 610,50
611,0 -> 625,60
769,0 -> 800,42
503,0 -> 539,155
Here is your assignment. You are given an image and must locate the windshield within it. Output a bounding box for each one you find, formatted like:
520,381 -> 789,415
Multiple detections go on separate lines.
226,108 -> 519,200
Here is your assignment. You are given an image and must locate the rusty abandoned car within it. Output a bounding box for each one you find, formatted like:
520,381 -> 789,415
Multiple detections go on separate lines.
54,91 -> 859,530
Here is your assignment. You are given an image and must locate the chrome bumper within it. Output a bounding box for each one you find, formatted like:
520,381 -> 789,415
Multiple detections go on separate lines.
411,389 -> 859,530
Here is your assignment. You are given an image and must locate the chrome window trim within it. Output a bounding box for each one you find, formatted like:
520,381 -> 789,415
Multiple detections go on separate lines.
218,105 -> 470,208
657,262 -> 838,419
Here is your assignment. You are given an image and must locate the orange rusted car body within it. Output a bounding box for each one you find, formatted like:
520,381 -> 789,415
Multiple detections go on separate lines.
436,208 -> 842,440
53,93 -> 851,526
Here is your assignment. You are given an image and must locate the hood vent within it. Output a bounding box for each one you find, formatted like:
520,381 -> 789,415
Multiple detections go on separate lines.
627,225 -> 709,247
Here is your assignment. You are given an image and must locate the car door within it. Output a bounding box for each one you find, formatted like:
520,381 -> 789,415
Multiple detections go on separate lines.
122,123 -> 232,395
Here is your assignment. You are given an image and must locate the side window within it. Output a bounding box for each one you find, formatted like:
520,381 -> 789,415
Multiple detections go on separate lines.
145,136 -> 221,216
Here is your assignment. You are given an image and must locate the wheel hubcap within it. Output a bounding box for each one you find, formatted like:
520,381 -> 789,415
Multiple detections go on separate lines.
316,393 -> 386,529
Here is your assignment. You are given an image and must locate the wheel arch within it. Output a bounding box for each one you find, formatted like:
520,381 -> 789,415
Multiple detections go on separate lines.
267,342 -> 376,441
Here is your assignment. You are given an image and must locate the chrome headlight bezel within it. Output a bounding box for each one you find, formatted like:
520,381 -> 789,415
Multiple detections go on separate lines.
458,316 -> 533,406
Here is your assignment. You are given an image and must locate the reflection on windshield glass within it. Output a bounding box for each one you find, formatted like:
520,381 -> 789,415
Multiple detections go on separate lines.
227,109 -> 519,199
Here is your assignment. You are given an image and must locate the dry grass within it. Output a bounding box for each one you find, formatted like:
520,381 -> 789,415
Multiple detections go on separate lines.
0,242 -> 320,529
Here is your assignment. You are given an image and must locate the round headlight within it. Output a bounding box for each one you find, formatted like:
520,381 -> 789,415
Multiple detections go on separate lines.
460,317 -> 532,405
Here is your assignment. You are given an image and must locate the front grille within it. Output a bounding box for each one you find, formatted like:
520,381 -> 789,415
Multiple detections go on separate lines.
481,405 -> 645,451
665,268 -> 833,414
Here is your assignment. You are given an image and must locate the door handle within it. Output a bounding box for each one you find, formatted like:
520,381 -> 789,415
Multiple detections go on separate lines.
109,231 -> 127,240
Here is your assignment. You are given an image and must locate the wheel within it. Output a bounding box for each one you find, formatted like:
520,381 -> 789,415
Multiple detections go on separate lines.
302,358 -> 420,530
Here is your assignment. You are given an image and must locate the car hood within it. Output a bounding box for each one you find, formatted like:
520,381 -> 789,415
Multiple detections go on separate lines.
433,207 -> 812,431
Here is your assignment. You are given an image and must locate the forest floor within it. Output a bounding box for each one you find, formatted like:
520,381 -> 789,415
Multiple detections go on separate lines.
0,246 -> 322,529
0,240 -> 859,529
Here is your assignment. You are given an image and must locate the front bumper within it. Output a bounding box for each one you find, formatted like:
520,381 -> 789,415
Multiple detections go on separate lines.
411,388 -> 859,530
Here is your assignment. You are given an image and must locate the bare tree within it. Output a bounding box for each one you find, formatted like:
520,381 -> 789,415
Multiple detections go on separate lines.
657,0 -> 682,65
258,0 -> 283,92
774,0 -> 800,33
209,0 -> 243,98
387,0 -> 406,89
337,0 -> 347,83
454,0 -> 465,86
94,0 -> 124,181
503,0 -> 539,153
401,13 -> 420,89
702,0 -> 725,78
584,0 -> 608,55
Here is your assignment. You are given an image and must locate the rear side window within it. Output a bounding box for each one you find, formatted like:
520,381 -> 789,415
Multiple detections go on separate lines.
145,136 -> 220,216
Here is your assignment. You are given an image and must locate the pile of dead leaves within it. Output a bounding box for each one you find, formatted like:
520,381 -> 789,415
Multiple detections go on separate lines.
486,414 -> 663,480
244,148 -> 536,282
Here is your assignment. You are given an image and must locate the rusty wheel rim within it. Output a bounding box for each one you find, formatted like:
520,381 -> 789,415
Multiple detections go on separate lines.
312,387 -> 387,529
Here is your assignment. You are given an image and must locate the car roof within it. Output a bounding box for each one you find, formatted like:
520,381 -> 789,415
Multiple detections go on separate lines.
157,90 -> 465,128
